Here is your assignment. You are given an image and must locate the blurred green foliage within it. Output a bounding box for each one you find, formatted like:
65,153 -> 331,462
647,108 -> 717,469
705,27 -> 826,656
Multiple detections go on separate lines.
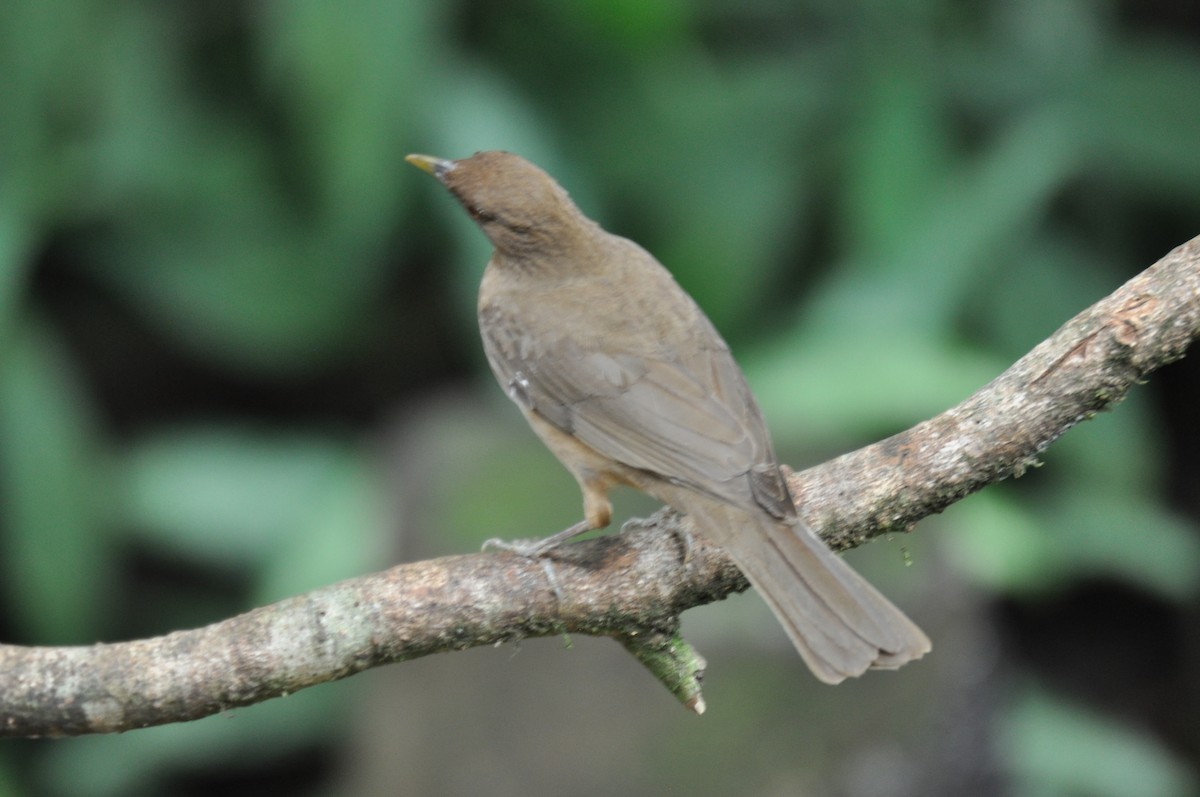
2,0 -> 1200,795
1001,686 -> 1194,797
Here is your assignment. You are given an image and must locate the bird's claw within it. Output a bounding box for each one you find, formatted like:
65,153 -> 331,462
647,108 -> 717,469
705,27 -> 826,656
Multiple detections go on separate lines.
482,537 -> 554,557
482,519 -> 593,558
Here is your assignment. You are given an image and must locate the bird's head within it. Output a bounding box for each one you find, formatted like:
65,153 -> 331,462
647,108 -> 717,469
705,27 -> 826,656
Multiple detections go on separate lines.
406,151 -> 589,258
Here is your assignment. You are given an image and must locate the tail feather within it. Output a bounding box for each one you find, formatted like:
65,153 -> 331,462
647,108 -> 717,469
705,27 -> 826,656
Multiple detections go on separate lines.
686,500 -> 930,684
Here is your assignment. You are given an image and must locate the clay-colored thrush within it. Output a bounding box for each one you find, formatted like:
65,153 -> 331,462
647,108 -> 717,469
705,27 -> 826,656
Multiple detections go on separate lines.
407,151 -> 930,683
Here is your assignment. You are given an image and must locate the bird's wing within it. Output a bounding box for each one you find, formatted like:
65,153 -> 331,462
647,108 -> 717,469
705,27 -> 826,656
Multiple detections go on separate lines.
481,305 -> 792,517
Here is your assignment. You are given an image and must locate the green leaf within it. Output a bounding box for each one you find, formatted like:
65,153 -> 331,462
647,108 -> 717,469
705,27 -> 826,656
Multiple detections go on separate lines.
1047,497 -> 1200,601
572,0 -> 691,47
945,491 -> 1200,600
73,4 -> 432,372
746,328 -> 1004,446
258,0 -> 435,239
940,492 -> 1060,594
811,107 -> 1083,336
118,428 -> 387,593
1001,687 -> 1193,797
839,57 -> 952,257
1078,43 -> 1200,199
0,318 -> 113,642
255,448 -> 389,602
1046,389 -> 1159,496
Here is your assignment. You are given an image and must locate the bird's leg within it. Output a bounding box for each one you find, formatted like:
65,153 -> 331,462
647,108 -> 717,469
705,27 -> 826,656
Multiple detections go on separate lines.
483,519 -> 593,557
482,478 -> 612,557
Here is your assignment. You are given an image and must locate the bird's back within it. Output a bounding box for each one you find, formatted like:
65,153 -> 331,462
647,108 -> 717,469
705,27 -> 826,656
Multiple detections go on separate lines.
479,231 -> 791,519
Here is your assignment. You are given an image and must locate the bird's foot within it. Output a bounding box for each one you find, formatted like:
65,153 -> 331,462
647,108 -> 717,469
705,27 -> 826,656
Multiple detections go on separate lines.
676,524 -> 699,565
483,519 -> 592,557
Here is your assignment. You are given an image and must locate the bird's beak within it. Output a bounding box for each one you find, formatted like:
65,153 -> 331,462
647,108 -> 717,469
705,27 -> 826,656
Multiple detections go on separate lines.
405,154 -> 456,181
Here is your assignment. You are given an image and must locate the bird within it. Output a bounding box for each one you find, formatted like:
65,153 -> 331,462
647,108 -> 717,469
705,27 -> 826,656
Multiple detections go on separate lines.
406,150 -> 930,683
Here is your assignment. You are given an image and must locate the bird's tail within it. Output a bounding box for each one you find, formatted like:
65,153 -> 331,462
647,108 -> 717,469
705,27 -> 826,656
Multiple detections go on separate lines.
686,500 -> 930,683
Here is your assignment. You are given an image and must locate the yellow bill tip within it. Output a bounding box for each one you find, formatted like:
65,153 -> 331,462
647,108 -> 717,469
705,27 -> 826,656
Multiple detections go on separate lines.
405,153 -> 455,178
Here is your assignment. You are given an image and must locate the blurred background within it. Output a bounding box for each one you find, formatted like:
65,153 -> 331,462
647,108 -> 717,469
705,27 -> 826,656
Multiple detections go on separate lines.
3,1 -> 1200,795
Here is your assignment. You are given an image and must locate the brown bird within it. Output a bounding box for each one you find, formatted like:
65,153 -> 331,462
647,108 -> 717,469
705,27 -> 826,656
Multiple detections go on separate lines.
407,150 -> 930,683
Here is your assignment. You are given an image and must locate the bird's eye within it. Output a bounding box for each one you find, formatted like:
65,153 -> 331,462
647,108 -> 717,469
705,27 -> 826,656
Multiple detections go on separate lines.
468,205 -> 496,223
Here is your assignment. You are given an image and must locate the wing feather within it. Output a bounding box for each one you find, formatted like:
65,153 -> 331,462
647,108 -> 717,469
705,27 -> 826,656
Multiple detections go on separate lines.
480,302 -> 784,511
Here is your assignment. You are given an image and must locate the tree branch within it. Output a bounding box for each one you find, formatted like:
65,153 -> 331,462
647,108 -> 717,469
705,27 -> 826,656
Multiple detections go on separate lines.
3,236 -> 1199,737
792,235 -> 1200,549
